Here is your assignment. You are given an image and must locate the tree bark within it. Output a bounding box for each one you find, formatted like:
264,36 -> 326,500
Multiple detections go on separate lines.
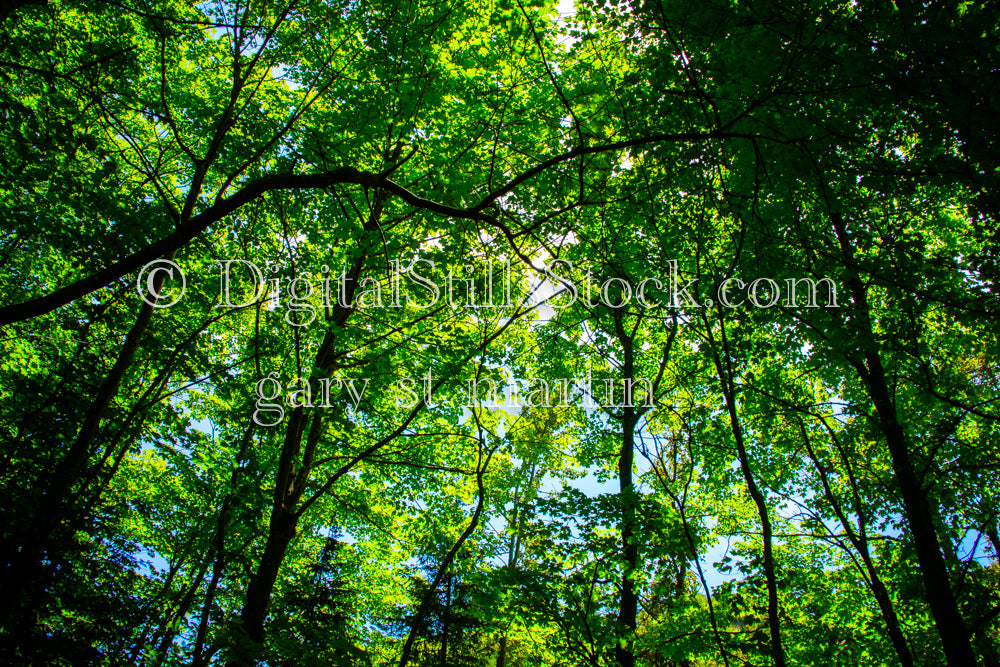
232,410 -> 320,658
705,313 -> 786,667
612,310 -> 639,667
228,184 -> 385,662
193,424 -> 254,666
0,273 -> 163,626
800,422 -> 914,667
832,213 -> 977,666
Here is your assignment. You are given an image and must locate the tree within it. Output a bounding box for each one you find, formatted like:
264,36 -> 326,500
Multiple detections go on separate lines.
2,0 -> 998,664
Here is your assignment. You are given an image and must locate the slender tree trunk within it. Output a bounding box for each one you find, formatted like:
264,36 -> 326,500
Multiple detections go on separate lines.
126,529 -> 200,664
0,270 -> 164,625
496,460 -> 536,667
439,574 -> 450,666
151,559 -> 212,667
648,430 -> 730,667
399,446 -> 492,667
861,359 -> 975,665
193,424 -> 253,666
678,496 -> 730,667
232,410 -> 320,658
800,423 -> 914,667
190,521 -> 227,666
237,505 -> 299,644
612,311 -> 638,667
987,528 -> 1000,562
706,315 -> 786,667
496,636 -> 508,667
832,214 -> 977,666
228,185 -> 387,663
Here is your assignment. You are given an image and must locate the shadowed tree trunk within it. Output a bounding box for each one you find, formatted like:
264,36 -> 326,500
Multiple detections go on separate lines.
0,265 -> 168,628
228,184 -> 387,663
612,308 -> 639,667
398,439 -> 493,667
832,213 -> 977,667
798,420 -> 915,667
705,310 -> 787,667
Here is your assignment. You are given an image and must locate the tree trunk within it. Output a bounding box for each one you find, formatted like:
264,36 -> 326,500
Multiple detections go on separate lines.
613,311 -> 638,667
228,183 -> 388,662
706,315 -> 786,667
230,410 -> 320,662
193,424 -> 253,666
801,423 -> 914,667
399,446 -> 492,667
0,278 -> 162,625
439,574 -> 450,666
832,214 -> 977,666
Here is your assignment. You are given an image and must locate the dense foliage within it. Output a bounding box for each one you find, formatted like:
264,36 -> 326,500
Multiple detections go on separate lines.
1,0 -> 998,664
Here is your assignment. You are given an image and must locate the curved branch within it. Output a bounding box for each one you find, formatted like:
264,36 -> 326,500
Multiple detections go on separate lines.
0,129 -> 757,327
0,167 -> 486,326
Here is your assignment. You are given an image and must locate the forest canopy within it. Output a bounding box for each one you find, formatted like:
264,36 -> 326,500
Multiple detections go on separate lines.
1,0 -> 999,665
